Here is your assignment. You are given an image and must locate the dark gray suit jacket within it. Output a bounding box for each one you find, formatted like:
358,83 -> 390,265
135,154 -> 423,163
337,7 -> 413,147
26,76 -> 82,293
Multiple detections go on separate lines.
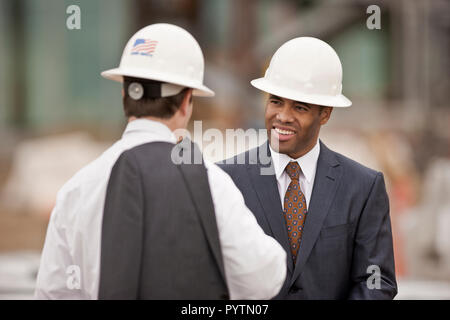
99,141 -> 229,299
218,140 -> 397,299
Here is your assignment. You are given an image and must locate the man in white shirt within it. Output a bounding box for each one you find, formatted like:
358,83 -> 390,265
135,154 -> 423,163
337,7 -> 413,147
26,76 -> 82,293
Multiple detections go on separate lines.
34,23 -> 286,300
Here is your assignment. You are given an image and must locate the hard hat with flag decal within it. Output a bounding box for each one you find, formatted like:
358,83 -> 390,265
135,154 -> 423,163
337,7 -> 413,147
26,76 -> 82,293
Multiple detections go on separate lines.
101,23 -> 214,97
251,37 -> 351,107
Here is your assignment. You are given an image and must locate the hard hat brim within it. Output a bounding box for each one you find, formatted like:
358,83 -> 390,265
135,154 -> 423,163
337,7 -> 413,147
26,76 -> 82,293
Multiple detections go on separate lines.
251,78 -> 352,108
101,67 -> 215,97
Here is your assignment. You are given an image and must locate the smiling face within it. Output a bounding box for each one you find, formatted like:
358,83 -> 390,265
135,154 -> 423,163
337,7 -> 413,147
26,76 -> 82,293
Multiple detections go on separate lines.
265,94 -> 333,159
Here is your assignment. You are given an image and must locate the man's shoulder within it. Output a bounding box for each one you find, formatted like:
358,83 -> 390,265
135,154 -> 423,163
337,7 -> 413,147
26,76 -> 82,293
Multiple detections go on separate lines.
57,143 -> 118,200
217,151 -> 246,179
51,142 -> 122,225
323,143 -> 382,185
216,145 -> 263,172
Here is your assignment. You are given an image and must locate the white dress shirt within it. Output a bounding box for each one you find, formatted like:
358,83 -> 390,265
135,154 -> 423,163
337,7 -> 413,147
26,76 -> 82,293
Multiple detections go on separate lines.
269,141 -> 320,209
35,119 -> 286,300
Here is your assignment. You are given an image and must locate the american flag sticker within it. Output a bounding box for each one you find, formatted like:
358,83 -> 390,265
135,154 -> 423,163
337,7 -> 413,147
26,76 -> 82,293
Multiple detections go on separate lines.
131,38 -> 158,56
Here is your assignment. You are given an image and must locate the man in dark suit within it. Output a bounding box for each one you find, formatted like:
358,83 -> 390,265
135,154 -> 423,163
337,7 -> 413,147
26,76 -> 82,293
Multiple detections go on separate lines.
218,37 -> 397,299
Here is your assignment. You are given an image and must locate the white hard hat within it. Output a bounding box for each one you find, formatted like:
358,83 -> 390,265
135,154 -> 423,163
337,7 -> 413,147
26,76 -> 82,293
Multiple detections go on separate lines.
251,37 -> 351,107
101,23 -> 214,97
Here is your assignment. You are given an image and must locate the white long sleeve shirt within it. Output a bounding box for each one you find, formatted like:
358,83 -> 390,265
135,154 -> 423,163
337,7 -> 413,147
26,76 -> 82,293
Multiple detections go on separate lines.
34,119 -> 286,300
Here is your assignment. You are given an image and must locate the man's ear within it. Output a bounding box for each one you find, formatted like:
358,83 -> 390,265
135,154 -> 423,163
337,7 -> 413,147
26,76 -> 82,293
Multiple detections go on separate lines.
179,89 -> 193,116
319,107 -> 333,125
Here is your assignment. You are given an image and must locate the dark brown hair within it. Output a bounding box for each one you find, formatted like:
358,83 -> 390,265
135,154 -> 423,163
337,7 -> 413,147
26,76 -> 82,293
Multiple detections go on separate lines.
123,77 -> 190,119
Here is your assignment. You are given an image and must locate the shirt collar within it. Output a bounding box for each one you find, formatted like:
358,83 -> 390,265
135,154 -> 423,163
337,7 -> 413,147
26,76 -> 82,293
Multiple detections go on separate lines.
122,118 -> 177,143
269,140 -> 320,183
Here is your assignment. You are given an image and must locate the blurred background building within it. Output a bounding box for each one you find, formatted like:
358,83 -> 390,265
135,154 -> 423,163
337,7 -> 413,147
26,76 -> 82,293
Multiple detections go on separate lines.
0,0 -> 449,299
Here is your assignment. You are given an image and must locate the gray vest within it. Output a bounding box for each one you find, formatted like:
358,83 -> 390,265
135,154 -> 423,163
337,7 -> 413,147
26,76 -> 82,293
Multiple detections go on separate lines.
99,141 -> 229,299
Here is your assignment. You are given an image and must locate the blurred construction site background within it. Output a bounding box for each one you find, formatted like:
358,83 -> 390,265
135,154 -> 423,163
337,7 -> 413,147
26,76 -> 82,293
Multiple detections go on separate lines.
0,0 -> 449,299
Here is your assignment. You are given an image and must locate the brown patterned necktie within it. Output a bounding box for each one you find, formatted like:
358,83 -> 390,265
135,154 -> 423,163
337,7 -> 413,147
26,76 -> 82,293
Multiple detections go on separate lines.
283,162 -> 308,263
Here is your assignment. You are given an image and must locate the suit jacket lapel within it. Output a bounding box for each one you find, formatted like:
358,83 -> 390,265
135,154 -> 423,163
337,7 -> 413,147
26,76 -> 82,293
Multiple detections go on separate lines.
290,141 -> 342,286
246,142 -> 294,273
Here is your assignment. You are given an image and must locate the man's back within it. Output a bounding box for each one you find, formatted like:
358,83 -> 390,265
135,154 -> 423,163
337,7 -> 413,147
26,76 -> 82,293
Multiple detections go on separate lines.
99,141 -> 228,299
34,120 -> 179,299
36,120 -> 286,300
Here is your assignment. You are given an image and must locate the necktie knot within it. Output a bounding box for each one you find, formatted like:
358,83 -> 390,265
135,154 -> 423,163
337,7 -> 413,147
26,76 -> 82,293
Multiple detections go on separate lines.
285,162 -> 301,181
